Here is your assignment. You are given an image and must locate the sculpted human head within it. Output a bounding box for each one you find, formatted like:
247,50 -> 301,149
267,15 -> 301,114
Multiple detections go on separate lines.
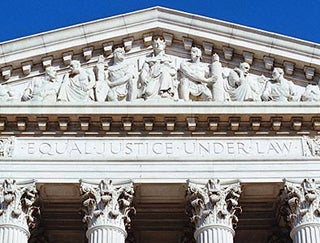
45,66 -> 57,80
212,53 -> 220,62
70,60 -> 81,74
190,47 -> 202,62
272,67 -> 284,81
239,62 -> 250,76
152,37 -> 166,54
113,47 -> 125,63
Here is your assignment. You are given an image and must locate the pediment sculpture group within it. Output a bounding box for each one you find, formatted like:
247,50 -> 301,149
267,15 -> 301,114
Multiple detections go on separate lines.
1,37 -> 319,103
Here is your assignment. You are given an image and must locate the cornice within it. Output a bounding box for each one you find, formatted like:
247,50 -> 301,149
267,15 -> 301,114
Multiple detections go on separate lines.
0,7 -> 319,71
0,101 -> 320,114
0,102 -> 320,136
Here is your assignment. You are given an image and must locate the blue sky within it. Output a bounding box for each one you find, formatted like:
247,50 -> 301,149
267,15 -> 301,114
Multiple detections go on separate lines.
1,0 -> 320,43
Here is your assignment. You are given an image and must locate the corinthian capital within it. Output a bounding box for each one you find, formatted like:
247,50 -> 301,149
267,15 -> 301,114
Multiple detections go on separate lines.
0,179 -> 39,231
80,179 -> 135,230
280,178 -> 320,228
186,179 -> 242,230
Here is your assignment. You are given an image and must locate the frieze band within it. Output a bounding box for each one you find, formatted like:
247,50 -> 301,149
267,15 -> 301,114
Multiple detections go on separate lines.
1,136 -> 319,160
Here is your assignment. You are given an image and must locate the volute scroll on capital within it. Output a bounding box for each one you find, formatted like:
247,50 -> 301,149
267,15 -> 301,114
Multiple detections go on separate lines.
2,34 -> 319,104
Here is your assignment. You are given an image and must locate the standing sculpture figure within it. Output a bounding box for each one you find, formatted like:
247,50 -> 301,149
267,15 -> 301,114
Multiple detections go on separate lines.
139,37 -> 177,100
22,66 -> 60,102
228,62 -> 261,101
179,47 -> 216,101
95,48 -> 136,101
58,60 -> 95,102
211,53 -> 231,101
261,67 -> 299,101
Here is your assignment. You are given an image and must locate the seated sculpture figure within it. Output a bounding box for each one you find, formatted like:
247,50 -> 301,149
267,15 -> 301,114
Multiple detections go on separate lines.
57,60 -> 95,102
95,48 -> 136,101
261,67 -> 300,101
228,62 -> 261,101
301,80 -> 320,101
21,66 -> 59,102
179,47 -> 216,101
139,37 -> 177,100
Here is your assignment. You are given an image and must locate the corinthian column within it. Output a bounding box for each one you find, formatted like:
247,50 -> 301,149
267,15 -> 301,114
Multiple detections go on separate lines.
280,178 -> 320,243
0,179 -> 39,243
186,179 -> 242,243
80,179 -> 135,243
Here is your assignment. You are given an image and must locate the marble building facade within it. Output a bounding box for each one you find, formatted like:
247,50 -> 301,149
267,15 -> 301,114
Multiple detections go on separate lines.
1,7 -> 320,243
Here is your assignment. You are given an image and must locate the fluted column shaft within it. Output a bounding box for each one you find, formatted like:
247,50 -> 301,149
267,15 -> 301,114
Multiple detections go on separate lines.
0,225 -> 29,243
291,223 -> 320,243
80,179 -> 135,243
186,179 -> 242,243
87,225 -> 126,243
280,179 -> 320,243
195,225 -> 234,243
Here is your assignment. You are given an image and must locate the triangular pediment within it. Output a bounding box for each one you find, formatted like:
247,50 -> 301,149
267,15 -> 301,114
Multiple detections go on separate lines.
0,7 -> 319,136
0,6 -> 319,82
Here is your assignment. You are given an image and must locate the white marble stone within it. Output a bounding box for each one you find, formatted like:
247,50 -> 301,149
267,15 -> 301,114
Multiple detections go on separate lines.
1,7 -> 319,85
139,37 -> 177,100
1,6 -> 320,242
57,60 -> 96,102
280,179 -> 320,243
186,179 -> 241,243
179,47 -> 215,101
2,136 -> 312,161
80,180 -> 134,243
0,179 -> 39,243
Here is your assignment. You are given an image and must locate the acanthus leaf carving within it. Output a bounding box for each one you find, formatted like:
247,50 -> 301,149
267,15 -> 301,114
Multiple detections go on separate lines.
186,179 -> 242,230
304,136 -> 320,157
279,178 -> 320,229
0,179 -> 40,231
80,179 -> 135,230
0,137 -> 15,158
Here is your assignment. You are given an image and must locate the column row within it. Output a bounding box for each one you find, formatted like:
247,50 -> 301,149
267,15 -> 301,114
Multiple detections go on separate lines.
1,178 -> 320,243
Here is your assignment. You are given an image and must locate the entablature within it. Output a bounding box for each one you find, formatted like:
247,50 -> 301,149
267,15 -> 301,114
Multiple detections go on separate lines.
0,102 -> 320,136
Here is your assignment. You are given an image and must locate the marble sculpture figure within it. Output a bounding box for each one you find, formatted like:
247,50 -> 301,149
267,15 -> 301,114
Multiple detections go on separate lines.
3,35 -> 318,103
179,47 -> 216,101
22,66 -> 60,102
57,60 -> 95,102
139,37 -> 177,100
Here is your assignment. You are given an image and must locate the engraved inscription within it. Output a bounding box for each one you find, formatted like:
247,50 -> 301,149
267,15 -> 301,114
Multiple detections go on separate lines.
1,137 -> 309,161
22,140 -> 295,157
